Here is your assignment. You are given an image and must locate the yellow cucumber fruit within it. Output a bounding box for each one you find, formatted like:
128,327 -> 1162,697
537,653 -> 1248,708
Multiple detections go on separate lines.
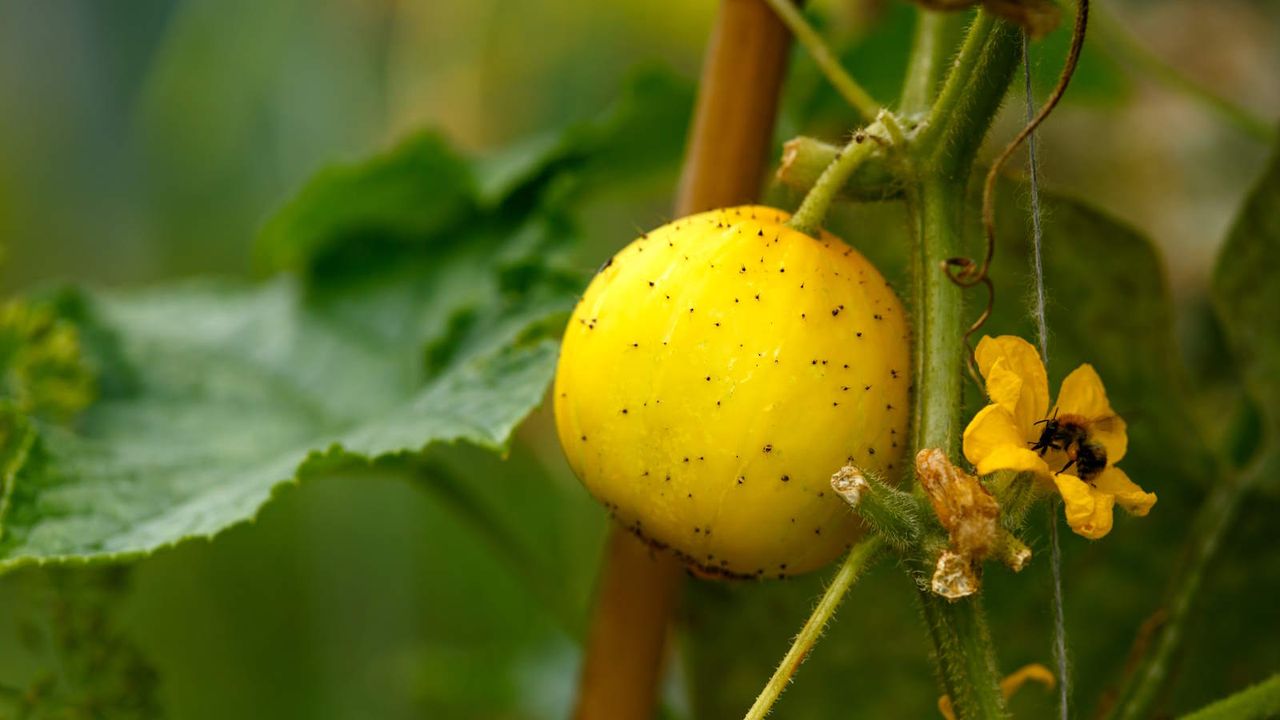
554,206 -> 910,579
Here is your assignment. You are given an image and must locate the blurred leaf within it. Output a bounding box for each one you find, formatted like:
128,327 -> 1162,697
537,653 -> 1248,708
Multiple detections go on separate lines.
473,65 -> 696,206
1180,675 -> 1280,720
1030,11 -> 1130,106
4,567 -> 160,720
683,566 -> 937,718
982,179 -> 1215,484
255,133 -> 476,276
1212,141 -> 1280,480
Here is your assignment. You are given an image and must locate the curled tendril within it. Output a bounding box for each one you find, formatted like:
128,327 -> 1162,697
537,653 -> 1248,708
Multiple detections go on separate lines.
946,0 -> 1091,386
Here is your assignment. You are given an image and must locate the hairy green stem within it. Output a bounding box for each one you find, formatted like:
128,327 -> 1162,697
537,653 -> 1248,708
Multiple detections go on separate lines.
777,136 -> 905,200
902,12 -> 1023,718
900,10 -> 962,115
787,134 -> 879,236
906,172 -> 1009,720
916,12 -> 1023,178
743,536 -> 885,720
919,588 -> 1008,719
909,175 -> 967,456
762,0 -> 882,121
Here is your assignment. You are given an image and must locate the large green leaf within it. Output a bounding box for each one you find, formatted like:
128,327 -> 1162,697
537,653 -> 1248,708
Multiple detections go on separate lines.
0,137 -> 576,571
1212,142 -> 1280,479
0,274 -> 566,570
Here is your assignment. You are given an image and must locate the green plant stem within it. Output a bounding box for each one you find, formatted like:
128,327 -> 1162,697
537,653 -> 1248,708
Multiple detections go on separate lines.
901,11 -> 1023,718
743,536 -> 885,720
786,134 -> 879,236
915,11 -> 1023,179
1092,5 -> 1273,143
900,10 -> 962,115
906,172 -> 1009,720
777,136 -> 905,200
1108,471 -> 1251,720
761,0 -> 882,121
919,587 -> 1008,718
909,174 -> 967,456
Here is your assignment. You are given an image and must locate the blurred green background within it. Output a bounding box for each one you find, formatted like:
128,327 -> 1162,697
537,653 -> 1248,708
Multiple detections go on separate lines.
1,0 -> 1278,718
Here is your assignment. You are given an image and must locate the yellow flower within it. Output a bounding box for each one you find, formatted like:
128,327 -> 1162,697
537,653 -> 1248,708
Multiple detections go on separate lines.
961,335 -> 1156,539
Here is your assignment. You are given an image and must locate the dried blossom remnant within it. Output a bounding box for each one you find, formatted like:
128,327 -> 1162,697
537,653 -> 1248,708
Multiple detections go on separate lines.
932,550 -> 979,600
830,464 -> 870,508
917,449 -> 1000,599
909,0 -> 1060,38
917,448 -> 998,559
996,531 -> 1033,572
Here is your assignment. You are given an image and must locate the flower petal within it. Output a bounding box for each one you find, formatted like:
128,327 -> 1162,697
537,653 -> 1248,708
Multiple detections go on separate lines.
1093,466 -> 1156,517
977,445 -> 1051,477
1056,364 -> 1112,417
963,405 -> 1050,476
1055,364 -> 1127,463
985,359 -> 1024,416
976,335 -> 1050,433
1053,474 -> 1115,539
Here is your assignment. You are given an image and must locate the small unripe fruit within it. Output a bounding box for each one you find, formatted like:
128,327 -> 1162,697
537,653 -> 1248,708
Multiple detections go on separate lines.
554,206 -> 910,579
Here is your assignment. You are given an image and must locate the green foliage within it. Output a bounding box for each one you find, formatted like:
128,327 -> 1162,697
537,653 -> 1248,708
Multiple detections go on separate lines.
1,567 -> 160,720
255,133 -> 476,276
0,275 -> 565,569
0,300 -> 95,423
1181,675 -> 1280,720
1212,141 -> 1280,480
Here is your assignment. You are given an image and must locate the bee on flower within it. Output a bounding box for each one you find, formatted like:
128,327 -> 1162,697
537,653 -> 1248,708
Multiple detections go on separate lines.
962,335 -> 1156,539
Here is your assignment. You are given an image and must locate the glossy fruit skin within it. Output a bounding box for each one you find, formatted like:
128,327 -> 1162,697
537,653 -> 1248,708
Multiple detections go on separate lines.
554,206 -> 910,579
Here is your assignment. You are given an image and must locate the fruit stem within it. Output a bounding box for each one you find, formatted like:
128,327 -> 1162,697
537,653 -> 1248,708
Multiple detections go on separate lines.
786,132 -> 880,236
742,536 -> 886,720
777,136 -> 905,201
760,0 -> 882,122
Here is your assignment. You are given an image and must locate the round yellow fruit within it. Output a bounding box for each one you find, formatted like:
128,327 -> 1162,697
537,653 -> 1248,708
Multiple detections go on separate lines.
554,206 -> 910,579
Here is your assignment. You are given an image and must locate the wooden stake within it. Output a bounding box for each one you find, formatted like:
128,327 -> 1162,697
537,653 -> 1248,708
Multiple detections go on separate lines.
572,2 -> 797,718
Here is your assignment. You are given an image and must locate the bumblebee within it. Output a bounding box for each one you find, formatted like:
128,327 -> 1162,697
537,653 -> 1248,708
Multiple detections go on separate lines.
1029,409 -> 1113,481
